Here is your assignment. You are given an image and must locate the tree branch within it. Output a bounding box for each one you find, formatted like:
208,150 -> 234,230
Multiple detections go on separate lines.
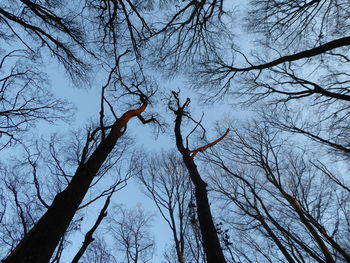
189,128 -> 230,159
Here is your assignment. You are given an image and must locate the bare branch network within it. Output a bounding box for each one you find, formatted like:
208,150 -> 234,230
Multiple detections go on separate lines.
1,0 -> 350,263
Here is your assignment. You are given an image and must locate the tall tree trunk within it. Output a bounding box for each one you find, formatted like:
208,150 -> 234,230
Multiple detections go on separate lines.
4,103 -> 147,263
171,96 -> 226,263
180,154 -> 226,263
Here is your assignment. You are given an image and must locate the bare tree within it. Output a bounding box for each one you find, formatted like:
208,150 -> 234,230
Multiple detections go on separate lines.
2,1 -> 349,263
0,1 -> 227,262
149,0 -> 232,74
168,90 -> 230,263
0,0 -> 90,79
0,49 -> 73,150
204,121 -> 350,263
3,63 -> 156,262
195,0 -> 350,93
108,205 -> 155,263
139,150 -> 204,263
187,0 -> 350,163
80,236 -> 117,263
71,185 -> 117,263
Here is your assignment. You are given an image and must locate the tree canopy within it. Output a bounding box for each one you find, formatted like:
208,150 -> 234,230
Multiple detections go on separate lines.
1,0 -> 350,262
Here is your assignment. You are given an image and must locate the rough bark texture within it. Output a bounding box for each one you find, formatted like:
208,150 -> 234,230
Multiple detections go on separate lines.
4,103 -> 147,263
172,103 -> 226,263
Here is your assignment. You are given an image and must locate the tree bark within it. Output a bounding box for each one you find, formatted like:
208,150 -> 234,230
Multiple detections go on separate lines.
4,102 -> 147,263
172,101 -> 226,263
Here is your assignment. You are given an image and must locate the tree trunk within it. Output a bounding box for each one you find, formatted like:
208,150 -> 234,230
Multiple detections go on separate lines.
181,156 -> 226,263
172,98 -> 226,263
4,103 -> 147,263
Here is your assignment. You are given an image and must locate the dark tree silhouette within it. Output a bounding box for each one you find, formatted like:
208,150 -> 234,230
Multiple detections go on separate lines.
0,0 -> 89,79
1,0 -> 350,262
139,150 -> 206,263
3,70 -> 155,262
71,185 -> 116,263
0,49 -> 73,150
204,122 -> 350,263
108,205 -> 155,263
169,91 -> 229,263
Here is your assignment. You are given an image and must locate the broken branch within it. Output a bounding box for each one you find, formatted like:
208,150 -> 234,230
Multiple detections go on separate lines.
189,128 -> 230,159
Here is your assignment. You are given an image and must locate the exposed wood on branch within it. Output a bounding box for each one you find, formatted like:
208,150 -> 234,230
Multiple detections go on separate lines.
190,129 -> 230,158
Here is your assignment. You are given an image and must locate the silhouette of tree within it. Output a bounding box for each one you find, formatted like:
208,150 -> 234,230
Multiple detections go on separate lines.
108,205 -> 155,263
3,61 -> 157,261
204,121 -> 350,262
1,0 -> 350,262
169,91 -> 229,263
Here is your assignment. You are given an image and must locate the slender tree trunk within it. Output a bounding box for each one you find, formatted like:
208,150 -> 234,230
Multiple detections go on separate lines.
281,192 -> 336,263
4,103 -> 147,263
181,156 -> 226,263
172,99 -> 226,263
71,186 -> 114,263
